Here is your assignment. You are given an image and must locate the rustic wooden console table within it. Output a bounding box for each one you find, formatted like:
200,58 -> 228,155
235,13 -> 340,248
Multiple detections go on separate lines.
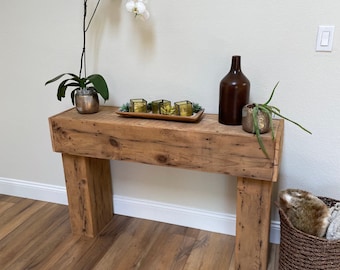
49,106 -> 284,270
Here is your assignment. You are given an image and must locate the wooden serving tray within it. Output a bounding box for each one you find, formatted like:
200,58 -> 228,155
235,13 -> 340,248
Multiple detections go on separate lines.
116,109 -> 204,123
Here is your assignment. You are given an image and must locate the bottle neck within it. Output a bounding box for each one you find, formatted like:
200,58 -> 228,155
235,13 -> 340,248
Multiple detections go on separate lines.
230,55 -> 241,73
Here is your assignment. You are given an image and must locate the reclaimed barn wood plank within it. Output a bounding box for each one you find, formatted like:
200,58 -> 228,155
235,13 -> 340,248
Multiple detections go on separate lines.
235,177 -> 273,270
49,107 -> 283,181
62,154 -> 112,237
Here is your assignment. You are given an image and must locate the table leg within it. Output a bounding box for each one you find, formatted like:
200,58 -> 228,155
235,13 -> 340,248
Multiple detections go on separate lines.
62,153 -> 113,237
235,177 -> 273,270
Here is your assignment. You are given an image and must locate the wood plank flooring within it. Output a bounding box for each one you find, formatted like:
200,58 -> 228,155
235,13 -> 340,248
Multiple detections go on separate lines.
0,195 -> 279,270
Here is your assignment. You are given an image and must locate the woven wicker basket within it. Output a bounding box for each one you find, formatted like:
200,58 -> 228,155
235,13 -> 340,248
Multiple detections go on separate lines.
279,197 -> 340,270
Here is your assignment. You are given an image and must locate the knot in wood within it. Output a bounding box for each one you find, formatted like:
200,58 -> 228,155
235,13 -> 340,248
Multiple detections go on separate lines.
109,137 -> 119,148
156,154 -> 168,164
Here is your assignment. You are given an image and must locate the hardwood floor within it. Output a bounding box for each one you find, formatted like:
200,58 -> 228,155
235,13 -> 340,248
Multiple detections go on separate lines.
0,195 -> 279,270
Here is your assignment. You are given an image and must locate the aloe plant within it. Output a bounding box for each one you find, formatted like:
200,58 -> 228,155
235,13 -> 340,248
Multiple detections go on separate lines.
249,81 -> 312,158
45,0 -> 109,104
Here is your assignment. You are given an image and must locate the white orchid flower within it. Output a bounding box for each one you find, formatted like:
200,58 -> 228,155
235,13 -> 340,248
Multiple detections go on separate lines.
126,0 -> 150,20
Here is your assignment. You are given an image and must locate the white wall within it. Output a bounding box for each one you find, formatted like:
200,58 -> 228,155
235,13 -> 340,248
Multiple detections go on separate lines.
1,0 -> 340,234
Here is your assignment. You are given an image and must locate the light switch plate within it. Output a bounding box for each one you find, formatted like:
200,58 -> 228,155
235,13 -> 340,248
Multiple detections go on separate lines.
316,25 -> 335,52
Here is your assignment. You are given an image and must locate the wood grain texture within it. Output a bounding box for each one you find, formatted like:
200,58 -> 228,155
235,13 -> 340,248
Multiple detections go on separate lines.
0,195 -> 279,270
62,154 -> 113,237
49,106 -> 284,181
48,107 -> 285,269
235,177 -> 274,270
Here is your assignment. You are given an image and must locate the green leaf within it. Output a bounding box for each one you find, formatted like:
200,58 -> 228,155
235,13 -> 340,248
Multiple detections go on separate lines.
268,105 -> 280,114
65,82 -> 80,87
56,79 -> 71,101
252,104 -> 270,159
87,74 -> 109,101
71,89 -> 79,105
192,103 -> 202,113
258,105 -> 275,140
120,102 -> 130,112
270,110 -> 312,135
46,72 -> 110,103
46,73 -> 84,102
78,77 -> 87,89
249,81 -> 312,158
45,73 -> 79,85
264,81 -> 280,105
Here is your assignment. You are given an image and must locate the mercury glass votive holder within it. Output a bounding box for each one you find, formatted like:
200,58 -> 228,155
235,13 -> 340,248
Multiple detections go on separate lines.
175,100 -> 193,116
151,99 -> 171,114
130,99 -> 147,113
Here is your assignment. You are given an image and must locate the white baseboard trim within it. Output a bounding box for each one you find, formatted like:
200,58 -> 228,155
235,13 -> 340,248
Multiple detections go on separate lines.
114,195 -> 237,235
0,177 -> 68,205
0,177 -> 280,243
113,195 -> 281,244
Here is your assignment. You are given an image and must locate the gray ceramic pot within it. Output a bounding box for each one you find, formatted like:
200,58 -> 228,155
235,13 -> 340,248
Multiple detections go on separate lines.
242,104 -> 270,134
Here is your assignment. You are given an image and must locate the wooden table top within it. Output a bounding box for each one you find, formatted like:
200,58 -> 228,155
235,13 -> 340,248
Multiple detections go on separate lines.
49,106 -> 284,181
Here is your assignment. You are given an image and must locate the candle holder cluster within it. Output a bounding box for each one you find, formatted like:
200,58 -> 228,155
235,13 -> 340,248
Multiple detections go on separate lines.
126,99 -> 200,117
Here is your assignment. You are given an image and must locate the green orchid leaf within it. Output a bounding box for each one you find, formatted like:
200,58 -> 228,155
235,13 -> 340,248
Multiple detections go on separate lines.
46,72 -> 110,103
46,73 -> 69,85
78,77 -> 87,89
87,74 -> 109,101
57,85 -> 67,101
71,88 -> 80,105
45,73 -> 79,85
46,73 -> 85,102
56,79 -> 72,101
65,82 -> 80,87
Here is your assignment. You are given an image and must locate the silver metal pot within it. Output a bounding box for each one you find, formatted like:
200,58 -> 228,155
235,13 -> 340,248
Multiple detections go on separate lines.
75,88 -> 99,114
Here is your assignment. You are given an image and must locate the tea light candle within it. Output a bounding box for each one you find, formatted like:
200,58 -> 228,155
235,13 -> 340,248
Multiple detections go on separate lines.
175,100 -> 193,116
130,99 -> 147,112
151,99 -> 171,114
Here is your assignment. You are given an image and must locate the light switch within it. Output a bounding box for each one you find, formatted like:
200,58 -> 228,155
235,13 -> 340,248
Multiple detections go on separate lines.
316,25 -> 335,52
320,31 -> 330,46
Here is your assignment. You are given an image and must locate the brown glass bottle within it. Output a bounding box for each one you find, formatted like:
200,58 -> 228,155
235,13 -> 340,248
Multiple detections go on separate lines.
218,55 -> 250,125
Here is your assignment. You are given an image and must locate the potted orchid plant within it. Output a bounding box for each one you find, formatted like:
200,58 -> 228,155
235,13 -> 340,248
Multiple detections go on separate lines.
46,0 -> 149,113
45,0 -> 110,114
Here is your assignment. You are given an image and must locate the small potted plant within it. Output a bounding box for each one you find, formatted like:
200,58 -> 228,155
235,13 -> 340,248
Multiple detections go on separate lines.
45,0 -> 109,114
242,81 -> 312,158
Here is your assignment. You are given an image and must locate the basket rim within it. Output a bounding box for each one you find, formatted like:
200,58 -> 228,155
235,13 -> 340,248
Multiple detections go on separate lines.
277,196 -> 340,243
